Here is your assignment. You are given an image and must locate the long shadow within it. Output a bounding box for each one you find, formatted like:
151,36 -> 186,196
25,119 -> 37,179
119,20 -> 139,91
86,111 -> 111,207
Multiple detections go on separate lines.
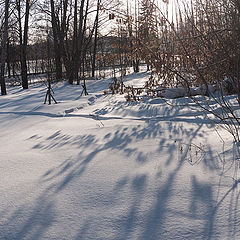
0,194 -> 56,240
0,87 -> 46,110
1,93 -> 226,240
0,122 -> 155,238
0,109 -> 215,126
203,178 -> 240,240
46,118 -> 205,239
38,128 -> 139,192
31,110 -> 209,191
186,140 -> 240,240
0,111 -> 60,118
138,122 -> 204,239
189,176 -> 215,239
115,174 -> 148,240
1,115 -> 216,240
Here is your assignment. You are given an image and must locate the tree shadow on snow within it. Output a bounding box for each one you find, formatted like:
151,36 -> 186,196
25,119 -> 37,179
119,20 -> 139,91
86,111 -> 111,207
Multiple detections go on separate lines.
0,194 -> 56,240
2,107 -> 234,240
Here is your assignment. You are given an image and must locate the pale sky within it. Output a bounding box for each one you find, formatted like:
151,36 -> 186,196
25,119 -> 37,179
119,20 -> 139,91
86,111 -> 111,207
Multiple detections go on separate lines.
99,0 -> 191,35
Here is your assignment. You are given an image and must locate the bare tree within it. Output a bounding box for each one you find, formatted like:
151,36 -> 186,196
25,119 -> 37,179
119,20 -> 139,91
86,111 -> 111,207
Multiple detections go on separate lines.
0,0 -> 9,95
91,0 -> 101,78
15,0 -> 31,89
50,0 -> 69,81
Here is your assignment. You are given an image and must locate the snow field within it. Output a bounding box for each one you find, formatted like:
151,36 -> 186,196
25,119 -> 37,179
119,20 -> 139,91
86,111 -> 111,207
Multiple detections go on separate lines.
1,72 -> 240,239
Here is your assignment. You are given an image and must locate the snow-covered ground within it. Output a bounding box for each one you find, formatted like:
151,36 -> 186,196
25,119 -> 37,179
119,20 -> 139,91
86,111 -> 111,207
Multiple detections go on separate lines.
1,71 -> 240,240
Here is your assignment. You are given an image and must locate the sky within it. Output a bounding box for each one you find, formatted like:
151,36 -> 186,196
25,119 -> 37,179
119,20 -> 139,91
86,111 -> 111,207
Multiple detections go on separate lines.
99,0 -> 191,35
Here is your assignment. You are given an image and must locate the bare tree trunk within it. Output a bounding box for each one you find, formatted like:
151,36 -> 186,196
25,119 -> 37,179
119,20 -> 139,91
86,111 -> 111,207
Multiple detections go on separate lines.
0,0 -> 9,95
68,0 -> 86,84
68,0 -> 79,84
17,0 -> 30,89
50,0 -> 63,81
92,0 -> 101,78
133,0 -> 139,72
7,39 -> 11,78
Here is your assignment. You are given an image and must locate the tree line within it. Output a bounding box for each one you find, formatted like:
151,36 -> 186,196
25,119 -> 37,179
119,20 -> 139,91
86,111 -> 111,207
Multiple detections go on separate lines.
0,0 -> 114,95
0,0 -> 240,99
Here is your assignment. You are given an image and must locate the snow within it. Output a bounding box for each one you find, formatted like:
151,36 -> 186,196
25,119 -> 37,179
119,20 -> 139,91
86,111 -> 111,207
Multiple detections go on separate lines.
1,72 -> 240,240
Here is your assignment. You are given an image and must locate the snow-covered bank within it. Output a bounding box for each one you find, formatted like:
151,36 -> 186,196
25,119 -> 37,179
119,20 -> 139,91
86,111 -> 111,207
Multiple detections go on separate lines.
1,73 -> 240,240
